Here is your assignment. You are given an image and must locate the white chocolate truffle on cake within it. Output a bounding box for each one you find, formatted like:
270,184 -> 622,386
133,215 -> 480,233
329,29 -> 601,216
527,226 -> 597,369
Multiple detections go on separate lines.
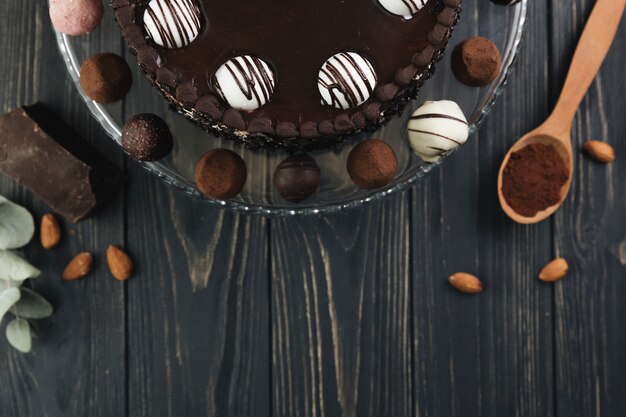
143,0 -> 202,49
211,55 -> 276,112
378,0 -> 430,19
318,52 -> 378,110
407,100 -> 469,162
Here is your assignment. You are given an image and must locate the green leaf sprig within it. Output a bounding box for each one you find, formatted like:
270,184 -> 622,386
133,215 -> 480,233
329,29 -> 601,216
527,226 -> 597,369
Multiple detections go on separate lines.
0,196 -> 53,353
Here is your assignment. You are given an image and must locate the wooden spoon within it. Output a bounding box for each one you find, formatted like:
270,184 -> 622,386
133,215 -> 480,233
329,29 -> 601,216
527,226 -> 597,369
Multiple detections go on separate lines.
497,0 -> 626,224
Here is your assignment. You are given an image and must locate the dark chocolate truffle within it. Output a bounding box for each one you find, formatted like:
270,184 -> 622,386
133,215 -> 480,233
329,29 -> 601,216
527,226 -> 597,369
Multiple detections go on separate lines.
451,37 -> 502,87
80,53 -> 132,103
347,139 -> 398,189
194,149 -> 247,199
121,114 -> 173,161
273,155 -> 321,203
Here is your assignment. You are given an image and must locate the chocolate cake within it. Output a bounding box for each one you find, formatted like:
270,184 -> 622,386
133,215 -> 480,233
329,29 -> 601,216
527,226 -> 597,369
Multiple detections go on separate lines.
112,0 -> 462,150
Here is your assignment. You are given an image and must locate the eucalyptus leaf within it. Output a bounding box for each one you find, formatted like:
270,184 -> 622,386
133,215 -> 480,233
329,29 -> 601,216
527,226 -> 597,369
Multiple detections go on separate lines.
0,279 -> 21,291
0,287 -> 21,323
0,250 -> 41,281
0,196 -> 35,250
6,318 -> 32,353
11,288 -> 53,319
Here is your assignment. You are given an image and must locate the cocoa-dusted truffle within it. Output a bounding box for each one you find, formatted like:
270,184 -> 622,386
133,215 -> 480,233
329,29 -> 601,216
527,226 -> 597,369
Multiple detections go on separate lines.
347,139 -> 398,189
79,53 -> 132,103
194,149 -> 247,199
121,114 -> 173,161
451,37 -> 502,87
273,155 -> 321,203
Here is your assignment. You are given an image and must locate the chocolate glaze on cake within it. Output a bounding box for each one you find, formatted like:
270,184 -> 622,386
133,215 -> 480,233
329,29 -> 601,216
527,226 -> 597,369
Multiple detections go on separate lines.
112,0 -> 462,150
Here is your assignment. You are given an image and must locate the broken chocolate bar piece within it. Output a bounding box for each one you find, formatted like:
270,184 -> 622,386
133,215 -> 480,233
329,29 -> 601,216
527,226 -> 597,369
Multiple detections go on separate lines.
0,104 -> 124,222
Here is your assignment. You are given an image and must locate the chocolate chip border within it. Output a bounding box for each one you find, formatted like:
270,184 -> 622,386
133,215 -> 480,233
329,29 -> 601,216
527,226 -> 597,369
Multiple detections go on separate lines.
112,0 -> 462,152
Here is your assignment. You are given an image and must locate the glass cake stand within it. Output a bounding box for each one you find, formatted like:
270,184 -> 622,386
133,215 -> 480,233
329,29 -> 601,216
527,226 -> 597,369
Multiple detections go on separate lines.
55,0 -> 527,216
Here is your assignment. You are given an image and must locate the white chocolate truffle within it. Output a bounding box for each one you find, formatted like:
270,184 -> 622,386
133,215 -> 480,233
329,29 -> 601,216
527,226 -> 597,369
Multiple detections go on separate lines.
211,55 -> 276,112
143,0 -> 202,49
378,0 -> 430,19
407,100 -> 469,162
318,52 -> 377,110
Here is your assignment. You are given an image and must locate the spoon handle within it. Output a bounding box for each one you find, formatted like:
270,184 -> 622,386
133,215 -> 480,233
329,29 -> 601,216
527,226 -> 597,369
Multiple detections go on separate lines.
546,0 -> 625,135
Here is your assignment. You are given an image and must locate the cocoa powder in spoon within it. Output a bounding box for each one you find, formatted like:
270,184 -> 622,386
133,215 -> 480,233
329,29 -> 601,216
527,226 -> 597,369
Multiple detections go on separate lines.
502,143 -> 569,217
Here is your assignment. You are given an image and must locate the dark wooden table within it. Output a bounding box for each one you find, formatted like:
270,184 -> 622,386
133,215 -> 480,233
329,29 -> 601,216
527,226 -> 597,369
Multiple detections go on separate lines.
1,1 -> 625,416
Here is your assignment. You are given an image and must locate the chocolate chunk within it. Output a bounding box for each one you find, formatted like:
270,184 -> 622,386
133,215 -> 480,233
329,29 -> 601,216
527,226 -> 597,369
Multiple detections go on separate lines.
451,37 -> 502,87
248,117 -> 275,135
194,149 -> 247,199
273,155 -> 321,203
222,109 -> 246,131
347,139 -> 398,189
0,104 -> 124,222
376,83 -> 399,102
299,122 -> 319,138
334,114 -> 355,133
276,122 -> 299,138
80,53 -> 132,103
196,96 -> 223,119
121,114 -> 173,161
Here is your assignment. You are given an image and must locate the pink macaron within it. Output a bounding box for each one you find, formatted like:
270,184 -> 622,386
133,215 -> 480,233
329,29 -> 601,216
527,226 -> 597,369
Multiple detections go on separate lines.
49,0 -> 104,36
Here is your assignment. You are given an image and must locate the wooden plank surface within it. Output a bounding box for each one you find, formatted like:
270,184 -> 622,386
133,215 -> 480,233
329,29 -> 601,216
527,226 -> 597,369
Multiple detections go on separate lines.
550,1 -> 626,416
0,0 -> 625,417
122,21 -> 272,417
411,0 -> 556,416
0,2 -> 127,417
271,196 -> 412,417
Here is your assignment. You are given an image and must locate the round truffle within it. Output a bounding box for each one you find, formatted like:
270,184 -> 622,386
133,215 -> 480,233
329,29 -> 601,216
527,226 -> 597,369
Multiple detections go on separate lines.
80,53 -> 132,103
318,52 -> 377,110
121,114 -> 173,161
273,155 -> 321,203
211,55 -> 276,111
407,100 -> 469,162
194,149 -> 247,199
347,139 -> 398,189
50,0 -> 104,36
143,0 -> 202,49
451,37 -> 502,87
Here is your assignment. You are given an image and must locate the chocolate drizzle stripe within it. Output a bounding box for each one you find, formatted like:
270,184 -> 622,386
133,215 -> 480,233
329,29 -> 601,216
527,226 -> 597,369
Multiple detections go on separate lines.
227,60 -> 257,103
334,54 -> 364,104
342,52 -> 376,96
248,56 -> 274,99
410,112 -> 468,125
401,0 -> 424,14
322,58 -> 358,107
164,0 -> 188,46
407,129 -> 462,145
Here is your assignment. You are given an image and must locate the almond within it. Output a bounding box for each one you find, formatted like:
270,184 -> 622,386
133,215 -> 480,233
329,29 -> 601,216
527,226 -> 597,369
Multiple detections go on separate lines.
40,214 -> 62,249
448,272 -> 483,294
538,258 -> 569,282
63,252 -> 93,281
106,245 -> 133,281
583,141 -> 615,163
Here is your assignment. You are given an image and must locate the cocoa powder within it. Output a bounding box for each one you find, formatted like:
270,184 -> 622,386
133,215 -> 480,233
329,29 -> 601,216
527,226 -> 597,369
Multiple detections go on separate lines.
502,143 -> 569,217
